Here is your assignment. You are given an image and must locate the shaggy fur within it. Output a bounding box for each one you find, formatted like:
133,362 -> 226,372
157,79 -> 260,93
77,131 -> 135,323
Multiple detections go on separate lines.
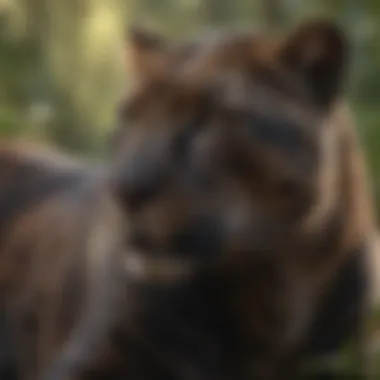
107,19 -> 375,379
0,140 -> 127,380
3,18 -> 376,380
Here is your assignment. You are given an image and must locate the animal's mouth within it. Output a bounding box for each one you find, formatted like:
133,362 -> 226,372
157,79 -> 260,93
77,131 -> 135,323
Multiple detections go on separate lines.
124,251 -> 196,283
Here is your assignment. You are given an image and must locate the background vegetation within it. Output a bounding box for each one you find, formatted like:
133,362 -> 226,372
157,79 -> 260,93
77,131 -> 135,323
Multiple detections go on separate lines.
0,2 -> 378,161
1,0 -> 380,205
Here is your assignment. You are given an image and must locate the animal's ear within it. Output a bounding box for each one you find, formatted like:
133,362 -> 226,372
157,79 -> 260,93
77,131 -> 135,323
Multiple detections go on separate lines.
126,25 -> 169,80
278,19 -> 349,108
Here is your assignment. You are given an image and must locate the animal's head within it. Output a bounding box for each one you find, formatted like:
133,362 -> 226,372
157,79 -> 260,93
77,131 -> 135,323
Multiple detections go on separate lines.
111,19 -> 349,282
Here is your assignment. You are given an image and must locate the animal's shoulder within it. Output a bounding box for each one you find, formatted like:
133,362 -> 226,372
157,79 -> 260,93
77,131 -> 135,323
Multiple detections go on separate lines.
0,139 -> 90,232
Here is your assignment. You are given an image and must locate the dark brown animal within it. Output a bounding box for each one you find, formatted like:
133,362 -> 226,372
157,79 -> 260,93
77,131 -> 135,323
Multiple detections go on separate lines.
106,19 -> 375,379
7,19 -> 375,380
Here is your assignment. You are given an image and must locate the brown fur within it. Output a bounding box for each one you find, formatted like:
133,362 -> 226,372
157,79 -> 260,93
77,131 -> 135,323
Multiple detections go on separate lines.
107,19 -> 376,379
0,139 -> 128,380
10,19 -> 374,380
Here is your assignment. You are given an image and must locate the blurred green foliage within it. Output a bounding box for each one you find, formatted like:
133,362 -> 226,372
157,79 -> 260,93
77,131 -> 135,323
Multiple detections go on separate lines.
1,0 -> 380,212
0,0 -> 127,154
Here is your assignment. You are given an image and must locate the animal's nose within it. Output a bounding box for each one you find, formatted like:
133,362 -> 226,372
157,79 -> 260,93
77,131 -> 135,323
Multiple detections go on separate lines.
111,136 -> 172,212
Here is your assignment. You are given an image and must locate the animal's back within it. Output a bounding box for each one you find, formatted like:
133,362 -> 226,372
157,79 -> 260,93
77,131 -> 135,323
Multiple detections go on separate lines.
0,139 -> 89,380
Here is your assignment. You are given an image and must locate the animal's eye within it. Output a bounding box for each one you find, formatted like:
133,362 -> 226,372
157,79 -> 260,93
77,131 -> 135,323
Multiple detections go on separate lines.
248,113 -> 302,153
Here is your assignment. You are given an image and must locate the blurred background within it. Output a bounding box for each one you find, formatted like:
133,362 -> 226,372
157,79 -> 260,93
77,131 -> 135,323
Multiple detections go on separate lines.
0,0 -> 377,186
0,0 -> 379,185
1,1 -> 380,201
0,0 -> 378,189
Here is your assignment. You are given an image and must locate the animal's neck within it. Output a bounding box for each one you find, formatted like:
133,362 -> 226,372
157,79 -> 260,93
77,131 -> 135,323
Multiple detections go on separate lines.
297,101 -> 375,287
